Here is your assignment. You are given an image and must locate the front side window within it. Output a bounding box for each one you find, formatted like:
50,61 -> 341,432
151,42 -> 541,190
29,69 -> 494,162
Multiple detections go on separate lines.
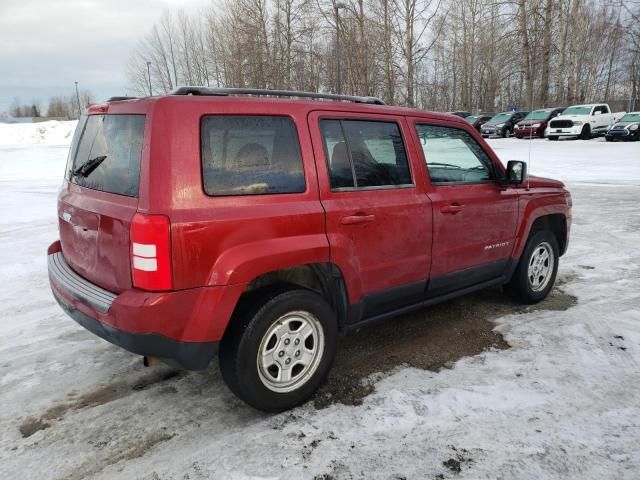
320,119 -> 412,189
201,116 -> 305,196
68,114 -> 145,197
415,124 -> 494,184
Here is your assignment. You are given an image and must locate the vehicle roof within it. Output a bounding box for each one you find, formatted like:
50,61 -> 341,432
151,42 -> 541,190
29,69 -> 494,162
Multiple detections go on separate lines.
567,104 -> 606,108
98,94 -> 470,126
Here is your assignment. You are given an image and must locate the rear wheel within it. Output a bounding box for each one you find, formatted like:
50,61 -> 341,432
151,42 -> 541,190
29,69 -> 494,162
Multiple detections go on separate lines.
506,230 -> 559,304
219,289 -> 337,412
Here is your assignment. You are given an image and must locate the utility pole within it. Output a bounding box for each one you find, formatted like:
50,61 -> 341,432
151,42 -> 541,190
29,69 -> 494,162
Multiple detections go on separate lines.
335,3 -> 345,94
74,81 -> 81,118
146,61 -> 153,96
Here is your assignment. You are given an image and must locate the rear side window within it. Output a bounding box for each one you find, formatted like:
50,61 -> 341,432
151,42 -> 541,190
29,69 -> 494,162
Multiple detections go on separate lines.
68,115 -> 145,197
201,116 -> 305,196
320,119 -> 412,189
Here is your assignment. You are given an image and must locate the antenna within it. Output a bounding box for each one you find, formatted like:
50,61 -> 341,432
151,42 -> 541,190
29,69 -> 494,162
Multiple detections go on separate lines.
527,87 -> 535,190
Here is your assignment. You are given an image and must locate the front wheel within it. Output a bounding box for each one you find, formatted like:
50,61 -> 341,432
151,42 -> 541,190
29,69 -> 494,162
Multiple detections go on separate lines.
548,136 -> 558,141
580,125 -> 591,140
502,127 -> 512,138
506,230 -> 559,304
219,289 -> 337,412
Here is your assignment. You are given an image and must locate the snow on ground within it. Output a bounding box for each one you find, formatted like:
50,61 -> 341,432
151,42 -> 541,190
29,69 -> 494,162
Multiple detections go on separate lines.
0,122 -> 639,479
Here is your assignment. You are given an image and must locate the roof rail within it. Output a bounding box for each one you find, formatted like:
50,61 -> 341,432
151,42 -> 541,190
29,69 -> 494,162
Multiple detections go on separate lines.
107,96 -> 138,101
169,86 -> 385,105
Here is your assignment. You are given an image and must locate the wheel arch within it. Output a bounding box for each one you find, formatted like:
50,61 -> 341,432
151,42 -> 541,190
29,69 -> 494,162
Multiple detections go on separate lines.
225,263 -> 350,336
529,214 -> 568,256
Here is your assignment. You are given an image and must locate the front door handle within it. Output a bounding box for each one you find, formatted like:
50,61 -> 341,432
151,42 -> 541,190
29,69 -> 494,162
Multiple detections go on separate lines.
440,203 -> 464,214
340,214 -> 376,225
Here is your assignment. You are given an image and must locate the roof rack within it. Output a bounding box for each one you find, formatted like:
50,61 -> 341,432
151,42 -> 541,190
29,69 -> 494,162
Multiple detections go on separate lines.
107,96 -> 138,101
169,86 -> 385,105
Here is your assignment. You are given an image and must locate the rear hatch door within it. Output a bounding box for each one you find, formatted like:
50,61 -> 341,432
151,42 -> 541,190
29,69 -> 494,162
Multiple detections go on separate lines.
59,114 -> 145,293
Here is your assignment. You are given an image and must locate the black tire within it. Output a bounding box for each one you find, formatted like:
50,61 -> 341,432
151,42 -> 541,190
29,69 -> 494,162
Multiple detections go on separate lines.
219,288 -> 337,412
548,136 -> 558,141
580,125 -> 591,140
605,137 -> 612,142
506,230 -> 559,304
502,127 -> 512,138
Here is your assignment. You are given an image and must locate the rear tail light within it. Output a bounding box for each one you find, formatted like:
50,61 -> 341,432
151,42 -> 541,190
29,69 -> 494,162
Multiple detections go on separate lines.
130,213 -> 172,291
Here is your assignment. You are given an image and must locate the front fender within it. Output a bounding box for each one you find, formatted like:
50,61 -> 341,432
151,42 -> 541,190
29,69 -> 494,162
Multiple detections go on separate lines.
512,192 -> 569,259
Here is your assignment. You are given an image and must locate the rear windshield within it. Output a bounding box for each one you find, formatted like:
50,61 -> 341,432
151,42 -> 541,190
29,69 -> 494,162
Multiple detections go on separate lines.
68,114 -> 145,197
201,115 -> 305,196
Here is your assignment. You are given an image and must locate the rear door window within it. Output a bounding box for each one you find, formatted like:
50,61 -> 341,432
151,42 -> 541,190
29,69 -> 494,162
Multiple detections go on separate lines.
68,114 -> 145,197
201,116 -> 305,196
320,119 -> 412,189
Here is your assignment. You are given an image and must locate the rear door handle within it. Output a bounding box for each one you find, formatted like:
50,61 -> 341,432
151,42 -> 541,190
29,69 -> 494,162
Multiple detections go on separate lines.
440,203 -> 464,214
340,214 -> 376,225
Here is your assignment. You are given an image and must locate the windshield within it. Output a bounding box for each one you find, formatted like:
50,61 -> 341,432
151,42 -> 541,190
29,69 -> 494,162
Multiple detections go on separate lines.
68,114 -> 145,197
563,106 -> 591,115
489,113 -> 512,123
524,110 -> 552,121
620,113 -> 640,123
466,115 -> 479,124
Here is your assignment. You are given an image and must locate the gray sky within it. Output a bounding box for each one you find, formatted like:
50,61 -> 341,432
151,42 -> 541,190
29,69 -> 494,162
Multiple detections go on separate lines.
0,0 -> 209,112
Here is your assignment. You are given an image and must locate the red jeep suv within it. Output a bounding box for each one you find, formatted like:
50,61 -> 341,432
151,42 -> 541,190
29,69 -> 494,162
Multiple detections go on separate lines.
48,88 -> 572,412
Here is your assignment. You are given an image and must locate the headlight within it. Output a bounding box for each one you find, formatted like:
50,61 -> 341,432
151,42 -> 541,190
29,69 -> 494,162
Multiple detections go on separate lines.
496,123 -> 504,128
573,121 -> 583,126
630,124 -> 639,131
532,123 -> 541,128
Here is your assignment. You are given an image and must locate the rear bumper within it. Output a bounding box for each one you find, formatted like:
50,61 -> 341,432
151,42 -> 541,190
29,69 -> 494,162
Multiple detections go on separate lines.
48,241 -> 246,370
52,291 -> 217,370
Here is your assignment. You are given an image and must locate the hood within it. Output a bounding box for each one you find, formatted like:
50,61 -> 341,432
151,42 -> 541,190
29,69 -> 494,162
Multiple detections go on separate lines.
553,114 -> 586,121
485,118 -> 512,126
517,119 -> 546,126
527,175 -> 565,189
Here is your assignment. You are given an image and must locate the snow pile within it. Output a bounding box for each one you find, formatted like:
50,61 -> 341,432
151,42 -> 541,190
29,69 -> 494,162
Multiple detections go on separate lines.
0,120 -> 77,146
0,112 -> 19,124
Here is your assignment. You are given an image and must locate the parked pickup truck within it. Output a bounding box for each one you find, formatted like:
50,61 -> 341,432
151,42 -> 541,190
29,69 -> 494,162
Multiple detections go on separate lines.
48,87 -> 572,412
546,104 -> 625,140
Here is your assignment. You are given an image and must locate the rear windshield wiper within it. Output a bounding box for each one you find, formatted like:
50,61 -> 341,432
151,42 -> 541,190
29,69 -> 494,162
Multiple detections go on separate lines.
73,155 -> 107,178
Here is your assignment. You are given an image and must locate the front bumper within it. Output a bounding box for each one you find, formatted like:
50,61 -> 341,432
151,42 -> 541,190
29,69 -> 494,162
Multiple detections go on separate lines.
606,129 -> 636,140
481,126 -> 499,137
515,126 -> 543,137
48,241 -> 245,370
547,126 -> 583,137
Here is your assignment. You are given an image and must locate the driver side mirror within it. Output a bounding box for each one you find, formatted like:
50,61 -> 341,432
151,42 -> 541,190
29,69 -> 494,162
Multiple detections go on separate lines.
505,160 -> 527,185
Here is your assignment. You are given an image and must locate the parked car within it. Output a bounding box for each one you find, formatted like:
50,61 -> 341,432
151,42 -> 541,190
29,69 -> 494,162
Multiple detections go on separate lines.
448,111 -> 472,118
605,112 -> 640,142
481,111 -> 529,138
546,104 -> 625,140
514,108 -> 565,138
466,114 -> 493,132
48,87 -> 571,412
